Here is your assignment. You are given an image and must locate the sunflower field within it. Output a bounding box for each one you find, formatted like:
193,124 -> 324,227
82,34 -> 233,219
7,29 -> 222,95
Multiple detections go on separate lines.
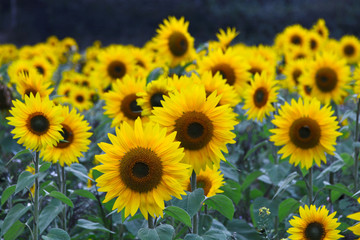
1,16 -> 360,240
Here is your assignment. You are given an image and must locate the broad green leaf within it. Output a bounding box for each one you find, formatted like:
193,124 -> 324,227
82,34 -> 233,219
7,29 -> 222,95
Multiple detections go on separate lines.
316,159 -> 344,179
221,180 -> 242,204
265,162 -> 292,185
202,230 -> 228,240
1,204 -> 30,237
71,189 -> 96,200
39,199 -> 64,234
184,234 -> 203,240
226,219 -> 262,240
15,171 -> 38,194
39,162 -> 52,172
6,149 -> 32,166
1,185 -> 16,206
171,188 -> 205,217
198,214 -> 213,235
155,224 -> 174,240
241,170 -> 263,191
164,206 -> 192,227
42,228 -> 70,240
243,141 -> 267,161
65,163 -> 92,182
204,194 -> 234,220
146,67 -> 164,83
3,220 -> 24,240
324,183 -> 353,198
49,191 -> 74,207
278,198 -> 300,222
137,228 -> 160,240
273,172 -> 298,199
76,219 -> 114,233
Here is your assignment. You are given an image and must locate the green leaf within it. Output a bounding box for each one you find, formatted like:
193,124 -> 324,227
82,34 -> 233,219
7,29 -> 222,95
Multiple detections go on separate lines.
243,141 -> 267,161
3,220 -> 24,240
137,228 -> 160,240
171,188 -> 205,217
49,191 -> 74,207
146,67 -> 164,83
204,194 -> 234,220
6,149 -> 32,166
76,219 -> 114,233
272,172 -> 298,199
198,214 -> 213,235
65,163 -> 92,182
164,206 -> 192,227
15,171 -> 38,194
39,162 -> 52,172
241,170 -> 263,191
42,228 -> 70,240
316,159 -> 344,179
324,183 -> 353,198
278,198 -> 300,222
250,197 -> 280,227
202,230 -> 228,240
1,185 -> 16,206
226,219 -> 262,240
39,199 -> 64,234
70,189 -> 96,200
155,224 -> 174,240
184,234 -> 203,240
1,204 -> 31,237
221,180 -> 242,204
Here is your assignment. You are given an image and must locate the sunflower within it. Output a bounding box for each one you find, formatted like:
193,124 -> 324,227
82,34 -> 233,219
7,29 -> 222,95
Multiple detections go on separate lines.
307,31 -> 324,55
103,75 -> 146,127
195,71 -> 240,107
136,76 -> 175,116
30,56 -> 55,82
184,166 -> 224,197
7,93 -> 64,151
197,48 -> 250,97
216,27 -> 239,51
284,46 -> 311,63
151,84 -> 237,173
40,106 -> 92,167
302,51 -> 351,104
243,73 -> 278,122
69,85 -> 93,112
312,19 -> 329,40
94,118 -> 189,219
246,53 -> 276,80
287,205 -> 342,240
7,59 -> 37,84
347,197 -> 360,238
282,24 -> 308,49
130,47 -> 155,79
154,16 -> 195,67
56,82 -> 73,104
270,98 -> 341,169
338,35 -> 360,64
282,58 -> 308,92
15,71 -> 53,99
96,45 -> 136,89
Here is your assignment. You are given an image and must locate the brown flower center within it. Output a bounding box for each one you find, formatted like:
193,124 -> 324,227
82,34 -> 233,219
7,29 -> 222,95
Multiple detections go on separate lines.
36,65 -> 45,75
249,67 -> 262,77
211,63 -> 236,86
120,147 -> 163,193
289,117 -> 321,149
315,67 -> 337,93
150,92 -> 165,108
107,61 -> 126,80
175,111 -> 213,150
169,31 -> 188,57
344,44 -> 355,57
291,35 -> 302,45
310,39 -> 317,50
187,175 -> 212,196
121,94 -> 142,120
305,222 -> 325,240
292,69 -> 302,85
56,124 -> 74,148
28,113 -> 50,136
253,87 -> 269,108
76,95 -> 84,103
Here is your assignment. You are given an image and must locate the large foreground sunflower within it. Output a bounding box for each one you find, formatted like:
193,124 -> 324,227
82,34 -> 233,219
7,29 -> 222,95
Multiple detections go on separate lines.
94,118 -> 189,219
270,98 -> 341,169
347,198 -> 360,238
287,205 -> 342,240
151,84 -> 237,173
7,93 -> 64,151
40,106 -> 92,166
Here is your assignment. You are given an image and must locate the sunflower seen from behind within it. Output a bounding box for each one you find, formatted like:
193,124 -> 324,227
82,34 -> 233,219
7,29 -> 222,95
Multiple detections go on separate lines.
40,106 -> 92,167
7,93 -> 64,151
270,98 -> 341,170
151,84 -> 237,173
243,72 -> 278,123
94,118 -> 189,219
154,16 -> 195,67
287,205 -> 342,240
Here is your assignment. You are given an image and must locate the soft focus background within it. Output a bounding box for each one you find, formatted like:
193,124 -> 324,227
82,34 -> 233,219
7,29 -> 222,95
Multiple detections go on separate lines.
1,0 -> 360,49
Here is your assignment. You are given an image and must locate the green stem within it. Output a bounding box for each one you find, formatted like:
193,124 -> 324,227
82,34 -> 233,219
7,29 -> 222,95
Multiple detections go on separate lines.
354,99 -> 360,192
148,214 -> 154,229
33,151 -> 40,240
308,167 -> 313,205
190,171 -> 198,234
61,166 -> 67,231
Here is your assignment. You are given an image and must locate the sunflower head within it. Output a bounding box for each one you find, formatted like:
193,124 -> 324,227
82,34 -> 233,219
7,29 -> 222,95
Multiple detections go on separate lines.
311,18 -> 329,40
288,205 -> 342,240
270,98 -> 341,169
339,35 -> 360,64
216,27 -> 239,51
15,71 -> 53,99
94,118 -> 189,219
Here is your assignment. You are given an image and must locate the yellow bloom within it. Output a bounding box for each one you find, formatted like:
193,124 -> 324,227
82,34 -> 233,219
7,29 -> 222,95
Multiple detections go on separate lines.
347,198 -> 360,238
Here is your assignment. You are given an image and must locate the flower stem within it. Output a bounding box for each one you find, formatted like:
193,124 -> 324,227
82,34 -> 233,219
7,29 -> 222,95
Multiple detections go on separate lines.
61,165 -> 67,231
190,170 -> 198,234
308,167 -> 313,204
354,99 -> 360,192
148,214 -> 154,229
33,151 -> 40,240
